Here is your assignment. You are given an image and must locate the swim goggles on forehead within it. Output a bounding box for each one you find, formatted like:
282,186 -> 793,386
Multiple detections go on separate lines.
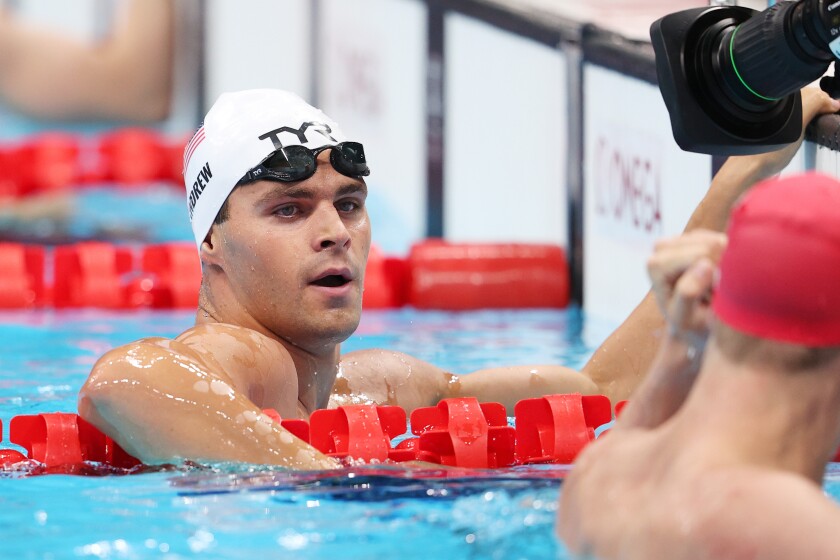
237,141 -> 370,185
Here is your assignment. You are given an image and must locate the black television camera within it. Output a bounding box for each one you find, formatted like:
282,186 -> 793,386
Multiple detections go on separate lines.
651,0 -> 840,155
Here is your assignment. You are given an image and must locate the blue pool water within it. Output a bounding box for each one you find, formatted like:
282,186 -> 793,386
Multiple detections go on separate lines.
4,309 -> 840,560
0,308 -> 610,560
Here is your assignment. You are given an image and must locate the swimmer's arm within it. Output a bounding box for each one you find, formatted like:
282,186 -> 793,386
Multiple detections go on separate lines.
0,0 -> 172,121
78,338 -> 338,470
455,365 -> 599,415
619,255 -> 715,429
337,350 -> 598,415
687,87 -> 840,232
579,89 -> 840,406
613,334 -> 700,430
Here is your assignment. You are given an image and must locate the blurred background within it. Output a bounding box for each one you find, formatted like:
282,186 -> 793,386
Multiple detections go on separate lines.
0,0 -> 831,324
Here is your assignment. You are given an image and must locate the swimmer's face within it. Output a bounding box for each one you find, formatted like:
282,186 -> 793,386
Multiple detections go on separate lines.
205,149 -> 371,354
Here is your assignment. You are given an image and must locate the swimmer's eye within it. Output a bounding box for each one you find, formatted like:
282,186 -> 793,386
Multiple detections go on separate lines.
274,205 -> 298,218
336,199 -> 362,213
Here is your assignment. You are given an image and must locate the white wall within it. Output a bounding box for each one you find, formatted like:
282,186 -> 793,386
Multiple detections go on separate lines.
318,0 -> 427,254
444,13 -> 568,247
204,0 -> 312,108
583,64 -> 712,324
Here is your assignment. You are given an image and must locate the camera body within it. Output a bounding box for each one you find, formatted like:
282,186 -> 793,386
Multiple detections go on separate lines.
651,1 -> 835,155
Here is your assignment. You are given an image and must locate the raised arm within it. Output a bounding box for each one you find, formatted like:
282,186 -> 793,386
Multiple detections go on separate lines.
581,87 -> 840,405
617,237 -> 720,429
0,0 -> 173,121
79,328 -> 338,470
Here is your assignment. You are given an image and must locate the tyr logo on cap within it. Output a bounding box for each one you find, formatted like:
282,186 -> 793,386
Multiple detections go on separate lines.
258,121 -> 338,150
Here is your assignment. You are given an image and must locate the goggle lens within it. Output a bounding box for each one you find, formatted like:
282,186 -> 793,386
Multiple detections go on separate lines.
331,142 -> 369,177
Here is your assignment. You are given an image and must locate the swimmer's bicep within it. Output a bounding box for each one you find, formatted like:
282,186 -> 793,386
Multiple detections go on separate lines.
78,340 -> 313,465
338,350 -> 450,412
173,327 -> 298,404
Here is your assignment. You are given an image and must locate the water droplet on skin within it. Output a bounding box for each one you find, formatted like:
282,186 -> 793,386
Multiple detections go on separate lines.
243,410 -> 258,422
254,415 -> 272,435
193,380 -> 209,393
295,449 -> 315,465
280,432 -> 294,445
210,380 -> 232,396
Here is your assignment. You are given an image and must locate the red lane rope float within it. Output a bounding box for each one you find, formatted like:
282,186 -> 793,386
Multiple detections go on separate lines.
0,129 -> 188,198
0,419 -> 27,466
0,394 -> 613,474
404,398 -> 515,468
408,240 -> 570,310
0,243 -> 45,307
3,413 -> 140,473
310,405 -> 416,463
0,241 -> 569,310
53,243 -> 134,309
515,394 -> 612,464
0,241 -> 202,310
0,133 -> 81,197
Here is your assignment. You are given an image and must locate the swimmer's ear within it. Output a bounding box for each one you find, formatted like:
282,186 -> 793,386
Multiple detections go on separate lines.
199,225 -> 224,268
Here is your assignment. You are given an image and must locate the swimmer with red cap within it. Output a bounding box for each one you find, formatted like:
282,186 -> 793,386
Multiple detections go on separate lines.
79,87 -> 839,469
559,172 -> 840,559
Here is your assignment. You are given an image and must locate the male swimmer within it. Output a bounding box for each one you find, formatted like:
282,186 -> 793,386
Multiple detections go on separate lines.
559,172 -> 840,559
78,88 -> 840,469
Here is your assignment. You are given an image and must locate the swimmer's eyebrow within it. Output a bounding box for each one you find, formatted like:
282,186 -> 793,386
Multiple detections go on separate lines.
336,183 -> 368,198
256,184 -> 314,204
256,182 -> 367,205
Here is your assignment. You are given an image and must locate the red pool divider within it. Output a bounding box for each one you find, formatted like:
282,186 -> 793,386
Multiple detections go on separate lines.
407,398 -> 516,468
0,244 -> 45,308
7,397 -> 840,473
310,405 -> 416,463
98,129 -> 167,186
7,413 -> 139,470
408,241 -> 569,310
362,245 -> 410,309
515,394 -> 612,464
53,243 -> 134,308
0,240 -> 570,310
0,394 -> 618,473
139,243 -> 201,308
0,129 -> 189,196
16,134 -> 82,194
0,149 -> 26,198
0,419 -> 27,467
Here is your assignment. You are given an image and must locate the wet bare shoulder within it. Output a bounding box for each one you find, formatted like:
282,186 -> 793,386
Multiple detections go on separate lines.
686,468 -> 840,560
332,349 -> 449,412
172,323 -> 298,408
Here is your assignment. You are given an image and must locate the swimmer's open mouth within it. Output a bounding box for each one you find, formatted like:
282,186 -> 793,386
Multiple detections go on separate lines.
310,268 -> 353,288
312,274 -> 351,287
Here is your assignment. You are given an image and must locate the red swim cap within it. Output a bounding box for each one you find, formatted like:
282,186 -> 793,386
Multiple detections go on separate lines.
712,172 -> 840,346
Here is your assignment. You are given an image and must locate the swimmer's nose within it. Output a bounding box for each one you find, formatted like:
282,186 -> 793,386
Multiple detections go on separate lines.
313,206 -> 351,252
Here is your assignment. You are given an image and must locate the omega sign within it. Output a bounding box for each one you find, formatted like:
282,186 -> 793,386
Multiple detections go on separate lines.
592,134 -> 663,239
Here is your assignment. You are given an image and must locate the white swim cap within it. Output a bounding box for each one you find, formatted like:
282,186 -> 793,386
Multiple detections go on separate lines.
183,89 -> 347,247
